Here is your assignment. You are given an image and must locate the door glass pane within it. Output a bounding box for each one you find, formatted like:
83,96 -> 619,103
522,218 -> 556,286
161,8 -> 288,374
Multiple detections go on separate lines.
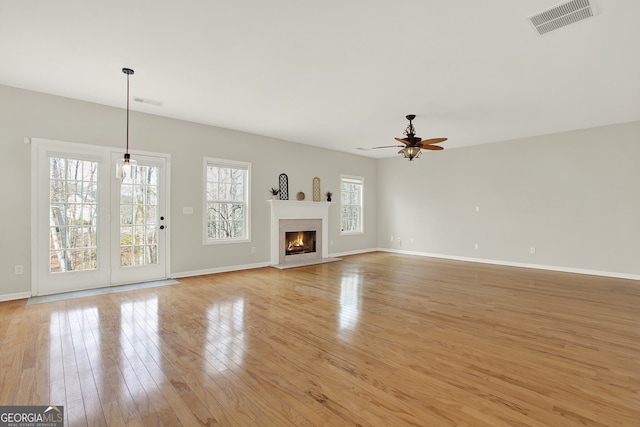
120,165 -> 159,267
49,157 -> 99,272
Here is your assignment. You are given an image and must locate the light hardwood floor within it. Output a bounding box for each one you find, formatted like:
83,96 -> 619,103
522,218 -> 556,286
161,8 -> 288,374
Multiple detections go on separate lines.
1,252 -> 639,426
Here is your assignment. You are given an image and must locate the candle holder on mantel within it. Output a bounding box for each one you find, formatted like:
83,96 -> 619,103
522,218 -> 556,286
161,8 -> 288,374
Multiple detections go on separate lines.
278,173 -> 289,200
313,177 -> 321,201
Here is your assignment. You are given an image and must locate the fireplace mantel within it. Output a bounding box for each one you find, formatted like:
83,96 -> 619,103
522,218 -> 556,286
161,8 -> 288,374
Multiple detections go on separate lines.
268,200 -> 332,265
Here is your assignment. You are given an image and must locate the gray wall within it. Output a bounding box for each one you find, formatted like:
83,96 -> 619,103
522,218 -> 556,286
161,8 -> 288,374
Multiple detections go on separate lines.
1,83 -> 637,300
377,121 -> 640,277
0,84 -> 378,297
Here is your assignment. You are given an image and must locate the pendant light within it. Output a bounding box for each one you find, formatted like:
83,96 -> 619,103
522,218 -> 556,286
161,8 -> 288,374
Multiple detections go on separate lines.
115,67 -> 137,179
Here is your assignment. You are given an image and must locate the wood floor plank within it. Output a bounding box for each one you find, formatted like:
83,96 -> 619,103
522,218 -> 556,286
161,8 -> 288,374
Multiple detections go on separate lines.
1,252 -> 639,426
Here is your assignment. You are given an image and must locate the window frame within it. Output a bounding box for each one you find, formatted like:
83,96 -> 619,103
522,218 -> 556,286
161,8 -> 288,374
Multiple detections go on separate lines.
340,174 -> 364,235
203,157 -> 251,245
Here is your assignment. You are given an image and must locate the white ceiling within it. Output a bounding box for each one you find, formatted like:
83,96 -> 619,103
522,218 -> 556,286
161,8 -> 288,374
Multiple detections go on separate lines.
1,0 -> 639,158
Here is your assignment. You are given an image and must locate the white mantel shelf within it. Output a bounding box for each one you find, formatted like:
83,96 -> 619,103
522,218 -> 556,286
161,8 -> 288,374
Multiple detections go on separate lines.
267,200 -> 333,265
267,200 -> 332,207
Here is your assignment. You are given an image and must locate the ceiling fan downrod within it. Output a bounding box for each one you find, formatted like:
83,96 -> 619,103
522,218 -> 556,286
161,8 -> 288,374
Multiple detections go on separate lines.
404,114 -> 417,141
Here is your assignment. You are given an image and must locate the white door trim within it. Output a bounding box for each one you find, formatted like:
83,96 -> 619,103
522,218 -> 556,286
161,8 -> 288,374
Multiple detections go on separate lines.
30,138 -> 171,296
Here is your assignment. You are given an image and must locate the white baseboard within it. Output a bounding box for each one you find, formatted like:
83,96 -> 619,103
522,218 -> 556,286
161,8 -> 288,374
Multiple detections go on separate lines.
0,291 -> 31,302
171,261 -> 271,279
162,249 -> 640,282
329,248 -> 377,258
377,248 -> 640,281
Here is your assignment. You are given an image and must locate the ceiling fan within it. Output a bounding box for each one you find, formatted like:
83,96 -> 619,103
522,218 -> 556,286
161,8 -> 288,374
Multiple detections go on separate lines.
372,114 -> 447,160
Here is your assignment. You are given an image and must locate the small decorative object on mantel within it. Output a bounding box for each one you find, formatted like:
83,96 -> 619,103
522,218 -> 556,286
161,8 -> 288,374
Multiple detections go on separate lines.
278,173 -> 289,200
325,191 -> 333,202
296,191 -> 305,201
312,177 -> 321,201
269,187 -> 280,200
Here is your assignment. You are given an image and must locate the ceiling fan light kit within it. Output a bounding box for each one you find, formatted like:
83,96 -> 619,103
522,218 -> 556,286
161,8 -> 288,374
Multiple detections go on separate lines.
402,146 -> 422,161
372,114 -> 447,161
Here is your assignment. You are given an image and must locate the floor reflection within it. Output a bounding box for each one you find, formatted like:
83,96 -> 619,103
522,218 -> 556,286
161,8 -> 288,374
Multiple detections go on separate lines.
339,274 -> 362,336
49,305 -> 103,409
119,296 -> 160,397
205,297 -> 246,373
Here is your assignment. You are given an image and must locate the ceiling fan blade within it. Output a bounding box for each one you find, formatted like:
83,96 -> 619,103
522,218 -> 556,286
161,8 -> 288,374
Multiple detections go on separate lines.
395,137 -> 410,145
421,145 -> 444,150
371,145 -> 404,149
419,138 -> 448,146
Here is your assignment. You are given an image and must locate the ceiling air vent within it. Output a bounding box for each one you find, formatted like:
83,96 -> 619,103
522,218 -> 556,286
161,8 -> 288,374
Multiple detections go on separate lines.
529,0 -> 597,35
133,96 -> 164,107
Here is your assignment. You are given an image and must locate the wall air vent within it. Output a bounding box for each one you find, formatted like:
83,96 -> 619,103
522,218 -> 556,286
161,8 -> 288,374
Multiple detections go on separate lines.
133,96 -> 164,107
529,0 -> 597,35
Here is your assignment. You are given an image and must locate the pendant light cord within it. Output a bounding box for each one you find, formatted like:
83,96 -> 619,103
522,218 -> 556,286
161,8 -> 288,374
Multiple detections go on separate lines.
126,72 -> 130,155
122,67 -> 134,157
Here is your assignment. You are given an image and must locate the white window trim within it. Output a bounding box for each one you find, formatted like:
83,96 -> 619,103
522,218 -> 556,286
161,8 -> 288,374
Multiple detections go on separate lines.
340,174 -> 364,235
203,157 -> 251,245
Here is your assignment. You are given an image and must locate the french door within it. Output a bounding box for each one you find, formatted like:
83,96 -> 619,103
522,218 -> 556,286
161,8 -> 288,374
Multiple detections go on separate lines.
32,139 -> 170,296
110,153 -> 167,285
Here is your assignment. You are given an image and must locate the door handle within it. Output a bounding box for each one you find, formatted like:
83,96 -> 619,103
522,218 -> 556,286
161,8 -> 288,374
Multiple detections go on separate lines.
159,225 -> 165,230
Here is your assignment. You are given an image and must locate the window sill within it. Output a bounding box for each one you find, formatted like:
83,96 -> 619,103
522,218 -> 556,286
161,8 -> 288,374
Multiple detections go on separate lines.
340,231 -> 364,236
204,237 -> 251,245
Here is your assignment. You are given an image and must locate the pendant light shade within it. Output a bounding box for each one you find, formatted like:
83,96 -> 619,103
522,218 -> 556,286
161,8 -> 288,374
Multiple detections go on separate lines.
116,67 -> 137,179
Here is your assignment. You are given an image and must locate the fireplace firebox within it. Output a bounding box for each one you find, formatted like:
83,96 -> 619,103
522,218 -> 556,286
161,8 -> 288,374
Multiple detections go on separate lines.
269,200 -> 331,266
285,231 -> 316,256
277,217 -> 322,265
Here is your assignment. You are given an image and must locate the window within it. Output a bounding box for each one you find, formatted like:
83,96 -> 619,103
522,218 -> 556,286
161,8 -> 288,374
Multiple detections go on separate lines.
204,158 -> 251,244
119,163 -> 160,266
49,157 -> 99,272
340,175 -> 363,234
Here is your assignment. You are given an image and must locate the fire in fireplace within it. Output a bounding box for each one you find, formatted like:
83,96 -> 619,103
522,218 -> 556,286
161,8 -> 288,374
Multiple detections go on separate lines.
285,231 -> 316,256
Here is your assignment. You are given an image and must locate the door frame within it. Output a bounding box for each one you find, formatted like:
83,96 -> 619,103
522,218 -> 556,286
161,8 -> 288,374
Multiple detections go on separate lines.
30,138 -> 172,296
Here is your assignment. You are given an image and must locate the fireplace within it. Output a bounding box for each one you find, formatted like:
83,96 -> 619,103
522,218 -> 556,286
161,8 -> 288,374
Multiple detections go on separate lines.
268,200 -> 331,266
285,230 -> 316,256
279,219 -> 322,264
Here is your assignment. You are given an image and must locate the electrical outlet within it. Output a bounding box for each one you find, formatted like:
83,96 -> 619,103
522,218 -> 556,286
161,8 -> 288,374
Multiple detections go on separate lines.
475,206 -> 480,212
14,265 -> 24,275
390,236 -> 394,243
530,247 -> 536,254
474,243 -> 479,250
